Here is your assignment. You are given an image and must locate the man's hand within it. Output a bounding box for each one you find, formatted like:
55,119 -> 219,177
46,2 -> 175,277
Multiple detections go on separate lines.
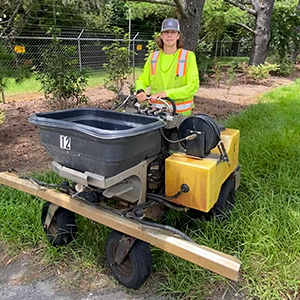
136,91 -> 147,103
150,91 -> 167,101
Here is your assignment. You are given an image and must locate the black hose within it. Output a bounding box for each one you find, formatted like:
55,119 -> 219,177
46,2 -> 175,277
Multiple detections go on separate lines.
147,192 -> 182,201
121,199 -> 157,216
130,213 -> 194,243
21,176 -> 74,190
163,97 -> 176,115
146,194 -> 187,212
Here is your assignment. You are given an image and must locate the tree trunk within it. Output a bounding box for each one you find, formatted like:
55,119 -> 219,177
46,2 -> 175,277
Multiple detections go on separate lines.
179,0 -> 206,51
249,0 -> 275,66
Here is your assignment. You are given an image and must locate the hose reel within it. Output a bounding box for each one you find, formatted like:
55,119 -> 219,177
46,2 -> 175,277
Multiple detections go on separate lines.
178,114 -> 223,158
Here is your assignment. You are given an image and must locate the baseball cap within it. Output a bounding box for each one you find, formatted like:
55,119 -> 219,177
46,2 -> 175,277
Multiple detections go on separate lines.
161,18 -> 180,32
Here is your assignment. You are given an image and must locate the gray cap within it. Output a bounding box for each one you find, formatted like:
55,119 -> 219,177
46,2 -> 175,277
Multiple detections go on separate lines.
161,18 -> 180,32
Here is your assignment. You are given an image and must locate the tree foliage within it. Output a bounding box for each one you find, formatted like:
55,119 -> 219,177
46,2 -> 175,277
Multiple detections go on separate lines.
0,43 -> 31,103
202,0 -> 249,41
270,1 -> 300,60
102,28 -> 133,96
0,0 -> 34,38
34,32 -> 89,109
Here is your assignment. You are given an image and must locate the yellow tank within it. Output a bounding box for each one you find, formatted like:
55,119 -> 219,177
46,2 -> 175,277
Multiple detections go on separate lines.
165,128 -> 240,212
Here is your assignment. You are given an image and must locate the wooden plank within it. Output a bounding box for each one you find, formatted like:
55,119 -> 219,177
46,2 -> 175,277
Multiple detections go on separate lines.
0,172 -> 241,281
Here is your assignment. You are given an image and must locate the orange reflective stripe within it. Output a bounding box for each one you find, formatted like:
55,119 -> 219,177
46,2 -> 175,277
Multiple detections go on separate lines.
150,52 -> 155,75
176,49 -> 183,75
177,49 -> 189,76
151,99 -> 193,113
150,51 -> 160,75
179,99 -> 193,105
176,107 -> 192,113
183,50 -> 189,76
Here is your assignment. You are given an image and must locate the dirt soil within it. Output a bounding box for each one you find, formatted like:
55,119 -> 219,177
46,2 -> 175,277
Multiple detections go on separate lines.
0,75 -> 296,174
0,73 -> 298,299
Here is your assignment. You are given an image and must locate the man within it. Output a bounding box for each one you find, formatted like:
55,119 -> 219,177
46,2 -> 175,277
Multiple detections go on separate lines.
135,18 -> 199,116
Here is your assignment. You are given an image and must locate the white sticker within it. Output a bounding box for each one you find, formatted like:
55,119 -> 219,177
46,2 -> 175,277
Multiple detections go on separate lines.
60,135 -> 71,150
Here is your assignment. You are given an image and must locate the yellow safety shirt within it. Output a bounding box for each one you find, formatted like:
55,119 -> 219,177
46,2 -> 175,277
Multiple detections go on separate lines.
135,48 -> 199,115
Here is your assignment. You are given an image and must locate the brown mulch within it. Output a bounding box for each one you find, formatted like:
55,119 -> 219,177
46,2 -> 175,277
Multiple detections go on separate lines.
0,75 -> 297,174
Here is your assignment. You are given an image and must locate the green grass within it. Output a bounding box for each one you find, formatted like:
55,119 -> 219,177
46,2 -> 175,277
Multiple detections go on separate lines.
5,69 -> 143,96
218,56 -> 249,66
1,79 -> 300,298
5,71 -> 107,95
86,71 -> 106,88
6,76 -> 42,95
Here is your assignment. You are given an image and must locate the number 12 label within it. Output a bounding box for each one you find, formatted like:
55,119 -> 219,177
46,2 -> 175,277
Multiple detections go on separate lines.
60,135 -> 71,150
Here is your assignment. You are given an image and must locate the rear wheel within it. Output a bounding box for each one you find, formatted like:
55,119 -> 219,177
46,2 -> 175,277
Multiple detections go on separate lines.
105,230 -> 152,289
41,202 -> 77,246
209,178 -> 235,219
188,178 -> 235,221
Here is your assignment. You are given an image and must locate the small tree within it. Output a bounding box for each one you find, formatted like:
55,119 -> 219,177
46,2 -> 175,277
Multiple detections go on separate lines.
270,2 -> 300,74
102,28 -> 134,97
0,43 -> 30,103
34,34 -> 90,109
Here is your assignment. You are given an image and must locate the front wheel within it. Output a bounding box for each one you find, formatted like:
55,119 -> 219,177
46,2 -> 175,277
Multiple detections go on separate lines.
105,230 -> 152,289
41,202 -> 77,246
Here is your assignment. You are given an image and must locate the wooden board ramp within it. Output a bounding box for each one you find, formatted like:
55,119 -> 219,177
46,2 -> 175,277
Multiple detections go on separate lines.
0,172 -> 241,281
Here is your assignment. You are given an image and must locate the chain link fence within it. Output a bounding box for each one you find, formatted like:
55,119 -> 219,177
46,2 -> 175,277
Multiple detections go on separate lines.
0,33 -> 251,83
0,34 -> 150,73
212,40 -> 250,58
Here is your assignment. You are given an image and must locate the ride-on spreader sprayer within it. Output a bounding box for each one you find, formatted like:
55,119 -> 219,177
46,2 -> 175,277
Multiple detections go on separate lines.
0,96 -> 241,289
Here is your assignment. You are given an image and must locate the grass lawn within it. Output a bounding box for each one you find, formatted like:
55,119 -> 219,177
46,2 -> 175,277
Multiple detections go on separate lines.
1,79 -> 300,299
5,76 -> 42,95
5,71 -> 107,95
5,68 -> 143,96
5,71 -> 113,95
218,56 -> 249,66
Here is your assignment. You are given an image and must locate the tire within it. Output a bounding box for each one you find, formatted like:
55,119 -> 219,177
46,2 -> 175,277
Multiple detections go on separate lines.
41,202 -> 77,246
105,231 -> 152,289
210,178 -> 235,220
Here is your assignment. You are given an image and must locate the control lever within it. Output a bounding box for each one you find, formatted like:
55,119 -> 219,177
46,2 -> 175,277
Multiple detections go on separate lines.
153,107 -> 167,115
217,141 -> 230,166
147,107 -> 159,115
140,107 -> 150,114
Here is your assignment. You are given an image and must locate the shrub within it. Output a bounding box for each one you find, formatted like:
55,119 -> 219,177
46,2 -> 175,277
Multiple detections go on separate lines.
34,33 -> 89,109
246,62 -> 279,80
276,59 -> 295,76
0,110 -> 4,124
227,60 -> 239,90
268,54 -> 295,77
214,58 -> 221,87
102,28 -> 134,97
195,40 -> 215,82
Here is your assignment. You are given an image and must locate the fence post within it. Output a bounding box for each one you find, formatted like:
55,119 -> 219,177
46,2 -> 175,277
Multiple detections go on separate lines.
77,29 -> 84,71
132,32 -> 139,84
128,7 -> 132,68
